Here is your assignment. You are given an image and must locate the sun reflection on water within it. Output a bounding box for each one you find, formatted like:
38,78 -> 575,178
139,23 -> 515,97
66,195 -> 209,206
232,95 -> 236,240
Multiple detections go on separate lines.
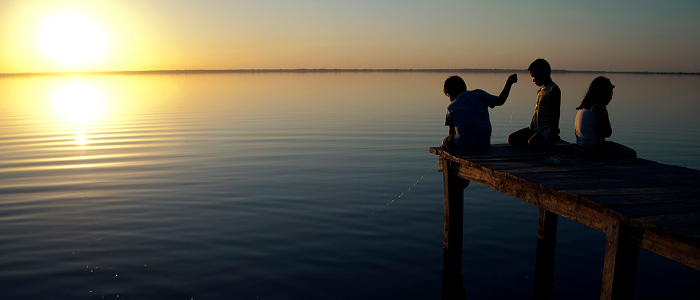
76,133 -> 88,146
52,78 -> 106,125
50,78 -> 107,146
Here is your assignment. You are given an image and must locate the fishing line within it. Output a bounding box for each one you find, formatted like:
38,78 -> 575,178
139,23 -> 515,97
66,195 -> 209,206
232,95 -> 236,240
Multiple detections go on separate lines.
509,100 -> 514,124
371,161 -> 439,215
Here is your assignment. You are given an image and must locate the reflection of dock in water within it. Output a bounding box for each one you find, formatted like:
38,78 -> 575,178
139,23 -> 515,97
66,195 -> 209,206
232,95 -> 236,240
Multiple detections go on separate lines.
431,144 -> 700,300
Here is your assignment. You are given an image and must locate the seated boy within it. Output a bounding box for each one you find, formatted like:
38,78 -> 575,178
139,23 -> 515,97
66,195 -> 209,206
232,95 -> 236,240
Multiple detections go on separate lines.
441,74 -> 517,148
508,59 -> 561,149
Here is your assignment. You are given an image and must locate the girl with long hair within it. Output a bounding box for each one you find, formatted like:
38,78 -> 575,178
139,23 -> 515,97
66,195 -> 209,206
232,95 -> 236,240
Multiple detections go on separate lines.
574,76 -> 636,157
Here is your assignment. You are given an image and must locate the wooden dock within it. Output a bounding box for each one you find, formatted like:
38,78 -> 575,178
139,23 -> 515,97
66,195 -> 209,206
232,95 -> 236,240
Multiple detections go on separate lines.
430,144 -> 700,300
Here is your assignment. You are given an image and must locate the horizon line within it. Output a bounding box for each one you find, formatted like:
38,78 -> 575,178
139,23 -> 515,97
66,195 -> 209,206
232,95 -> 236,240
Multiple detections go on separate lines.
2,68 -> 699,76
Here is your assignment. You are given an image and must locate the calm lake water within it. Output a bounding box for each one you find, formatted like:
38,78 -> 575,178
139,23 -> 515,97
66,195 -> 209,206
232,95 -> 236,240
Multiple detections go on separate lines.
1,71 -> 699,299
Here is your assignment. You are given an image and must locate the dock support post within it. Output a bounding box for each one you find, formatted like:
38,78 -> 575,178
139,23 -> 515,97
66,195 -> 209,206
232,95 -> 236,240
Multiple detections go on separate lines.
532,208 -> 558,300
441,158 -> 470,251
440,157 -> 469,300
600,220 -> 641,300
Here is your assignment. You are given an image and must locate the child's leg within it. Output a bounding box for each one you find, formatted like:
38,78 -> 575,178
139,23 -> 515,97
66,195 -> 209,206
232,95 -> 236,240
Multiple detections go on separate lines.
527,133 -> 547,149
528,128 -> 557,150
508,128 -> 535,147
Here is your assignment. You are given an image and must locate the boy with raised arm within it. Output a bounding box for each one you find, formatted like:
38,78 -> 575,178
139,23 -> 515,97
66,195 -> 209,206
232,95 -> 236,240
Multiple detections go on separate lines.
441,73 -> 518,148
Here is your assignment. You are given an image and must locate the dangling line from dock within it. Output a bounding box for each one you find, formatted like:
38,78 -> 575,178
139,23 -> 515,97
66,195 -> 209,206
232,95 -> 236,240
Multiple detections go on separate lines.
371,161 -> 439,215
509,100 -> 514,124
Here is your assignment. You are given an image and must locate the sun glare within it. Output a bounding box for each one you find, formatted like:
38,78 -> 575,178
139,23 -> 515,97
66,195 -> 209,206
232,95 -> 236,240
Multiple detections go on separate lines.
51,79 -> 106,126
37,12 -> 109,68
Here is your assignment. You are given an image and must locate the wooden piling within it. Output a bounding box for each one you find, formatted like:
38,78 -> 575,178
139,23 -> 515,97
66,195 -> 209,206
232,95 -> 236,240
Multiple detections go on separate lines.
532,208 -> 558,300
441,158 -> 469,251
601,220 -> 642,300
440,158 -> 469,300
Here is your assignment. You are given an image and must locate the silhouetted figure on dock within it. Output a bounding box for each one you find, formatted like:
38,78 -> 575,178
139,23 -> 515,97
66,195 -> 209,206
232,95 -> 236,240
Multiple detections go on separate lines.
441,74 -> 518,148
574,76 -> 636,157
508,59 -> 561,149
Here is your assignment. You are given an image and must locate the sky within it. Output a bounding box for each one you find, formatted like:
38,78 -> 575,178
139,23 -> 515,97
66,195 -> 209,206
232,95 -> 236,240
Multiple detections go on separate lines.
1,0 -> 699,73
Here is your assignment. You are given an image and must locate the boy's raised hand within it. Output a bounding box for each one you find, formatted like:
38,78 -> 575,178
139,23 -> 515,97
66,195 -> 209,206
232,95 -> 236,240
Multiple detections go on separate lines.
507,74 -> 518,85
494,74 -> 518,106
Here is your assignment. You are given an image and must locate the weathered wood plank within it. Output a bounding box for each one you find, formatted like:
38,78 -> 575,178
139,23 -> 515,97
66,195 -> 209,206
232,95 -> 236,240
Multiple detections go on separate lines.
478,162 -> 608,172
506,166 -> 700,191
563,186 -> 700,197
635,212 -> 700,246
607,202 -> 700,218
587,186 -> 700,206
634,211 -> 700,228
638,229 -> 700,270
431,146 -> 557,160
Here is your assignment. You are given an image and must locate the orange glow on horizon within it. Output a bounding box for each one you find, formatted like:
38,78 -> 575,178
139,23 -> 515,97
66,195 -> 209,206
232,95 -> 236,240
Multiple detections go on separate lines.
0,1 -> 698,73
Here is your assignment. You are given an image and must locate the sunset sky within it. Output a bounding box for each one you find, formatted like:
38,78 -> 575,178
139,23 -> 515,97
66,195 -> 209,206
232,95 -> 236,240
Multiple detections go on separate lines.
1,0 -> 699,73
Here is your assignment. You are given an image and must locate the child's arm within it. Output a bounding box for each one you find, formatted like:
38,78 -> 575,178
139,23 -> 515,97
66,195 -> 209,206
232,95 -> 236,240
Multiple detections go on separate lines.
493,74 -> 518,106
593,105 -> 612,138
550,86 -> 561,110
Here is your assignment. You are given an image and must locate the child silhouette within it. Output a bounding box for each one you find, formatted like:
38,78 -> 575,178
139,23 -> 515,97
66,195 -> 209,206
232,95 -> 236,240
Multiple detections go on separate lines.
508,59 -> 561,149
574,76 -> 636,157
441,74 -> 517,148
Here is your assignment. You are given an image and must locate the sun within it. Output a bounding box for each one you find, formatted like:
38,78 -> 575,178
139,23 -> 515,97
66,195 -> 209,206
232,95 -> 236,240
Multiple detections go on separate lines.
37,11 -> 109,68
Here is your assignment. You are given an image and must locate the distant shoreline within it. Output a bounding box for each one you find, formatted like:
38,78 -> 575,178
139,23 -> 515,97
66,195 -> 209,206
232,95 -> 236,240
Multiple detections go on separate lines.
2,68 -> 699,76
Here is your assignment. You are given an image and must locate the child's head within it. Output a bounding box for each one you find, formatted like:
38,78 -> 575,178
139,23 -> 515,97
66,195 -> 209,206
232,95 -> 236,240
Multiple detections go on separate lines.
577,76 -> 615,109
528,59 -> 552,86
443,76 -> 467,101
